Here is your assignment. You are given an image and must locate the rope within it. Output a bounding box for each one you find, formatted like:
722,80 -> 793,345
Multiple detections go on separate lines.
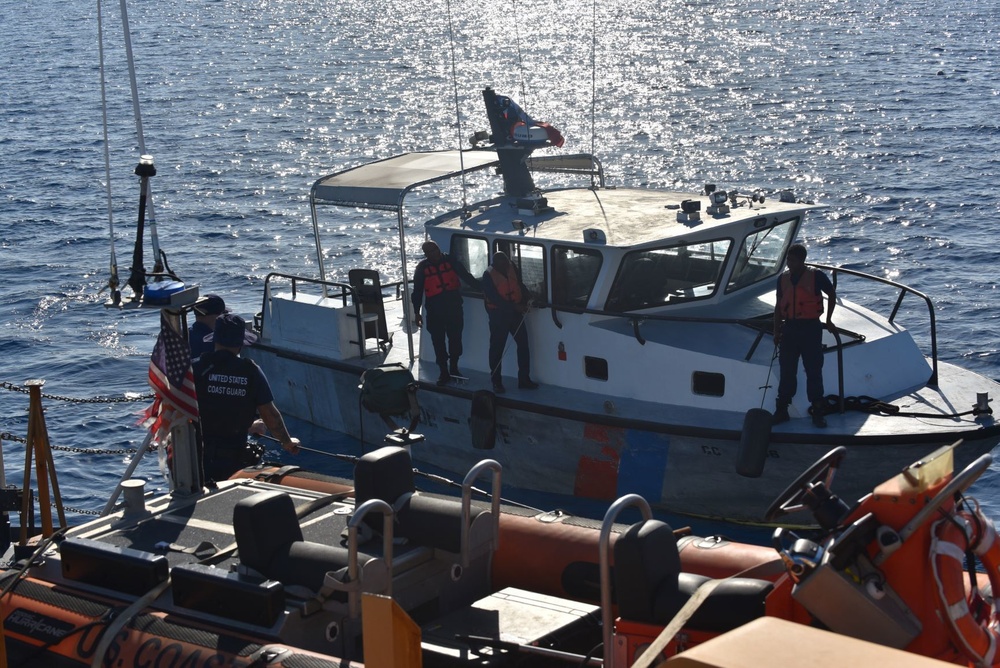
0,381 -> 152,403
96,0 -> 119,303
117,0 -> 161,262
758,344 -> 778,410
813,393 -> 983,420
488,311 -> 527,382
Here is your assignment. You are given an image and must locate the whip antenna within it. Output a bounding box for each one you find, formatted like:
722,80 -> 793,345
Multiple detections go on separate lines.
445,0 -> 470,216
589,0 -> 598,184
513,0 -> 528,107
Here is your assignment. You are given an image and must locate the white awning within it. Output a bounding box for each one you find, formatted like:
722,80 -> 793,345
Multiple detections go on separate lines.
310,150 -> 500,211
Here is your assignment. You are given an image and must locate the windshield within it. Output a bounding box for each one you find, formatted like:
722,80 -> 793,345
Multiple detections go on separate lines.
726,219 -> 798,293
606,239 -> 732,312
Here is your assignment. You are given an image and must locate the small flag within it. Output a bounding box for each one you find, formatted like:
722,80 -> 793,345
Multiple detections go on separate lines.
146,312 -> 199,442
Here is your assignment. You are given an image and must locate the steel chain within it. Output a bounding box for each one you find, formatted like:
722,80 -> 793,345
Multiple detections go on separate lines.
54,502 -> 102,517
0,380 -> 152,404
0,431 -> 154,455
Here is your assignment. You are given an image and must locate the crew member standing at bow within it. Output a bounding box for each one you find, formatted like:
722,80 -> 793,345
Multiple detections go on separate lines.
411,240 -> 480,386
194,313 -> 300,480
773,243 -> 836,428
483,251 -> 538,394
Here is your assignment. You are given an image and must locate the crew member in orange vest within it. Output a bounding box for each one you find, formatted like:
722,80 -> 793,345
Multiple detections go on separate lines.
773,243 -> 836,427
411,240 -> 480,386
482,251 -> 538,394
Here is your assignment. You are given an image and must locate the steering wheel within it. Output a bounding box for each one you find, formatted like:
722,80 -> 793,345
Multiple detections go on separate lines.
764,446 -> 847,522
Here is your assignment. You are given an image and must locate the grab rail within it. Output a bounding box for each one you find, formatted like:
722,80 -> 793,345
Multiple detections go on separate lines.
810,262 -> 938,386
599,494 -> 653,668
461,459 -> 502,567
256,272 -> 407,359
543,261 -> 938,386
346,498 -> 394,618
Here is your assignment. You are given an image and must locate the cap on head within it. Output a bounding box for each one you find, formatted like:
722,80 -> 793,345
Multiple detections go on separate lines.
194,294 -> 229,316
214,313 -> 255,348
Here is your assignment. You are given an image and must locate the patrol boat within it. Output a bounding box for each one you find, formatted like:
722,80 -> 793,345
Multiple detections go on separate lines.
243,87 -> 1000,525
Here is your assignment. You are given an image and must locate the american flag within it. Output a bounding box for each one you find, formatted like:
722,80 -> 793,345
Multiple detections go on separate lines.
145,311 -> 199,440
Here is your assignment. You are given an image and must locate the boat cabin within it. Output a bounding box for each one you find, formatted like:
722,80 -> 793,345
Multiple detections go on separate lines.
428,184 -> 813,318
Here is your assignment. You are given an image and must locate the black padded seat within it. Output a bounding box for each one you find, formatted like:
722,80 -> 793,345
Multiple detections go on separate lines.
234,490 -> 352,591
614,520 -> 773,633
355,445 -> 485,553
348,268 -> 389,349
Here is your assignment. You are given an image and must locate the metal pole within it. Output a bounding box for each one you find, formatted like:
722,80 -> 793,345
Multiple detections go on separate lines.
162,308 -> 204,496
100,430 -> 155,517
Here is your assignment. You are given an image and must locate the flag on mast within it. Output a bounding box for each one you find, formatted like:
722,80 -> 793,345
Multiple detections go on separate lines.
145,311 -> 199,441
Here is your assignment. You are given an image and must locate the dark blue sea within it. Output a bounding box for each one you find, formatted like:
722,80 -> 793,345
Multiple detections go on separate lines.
2,0 -> 999,541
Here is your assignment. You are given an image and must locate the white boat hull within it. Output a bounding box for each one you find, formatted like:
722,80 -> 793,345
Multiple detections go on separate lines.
247,335 -> 1000,525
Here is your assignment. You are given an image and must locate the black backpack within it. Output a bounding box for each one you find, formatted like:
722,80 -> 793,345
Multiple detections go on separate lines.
359,364 -> 418,416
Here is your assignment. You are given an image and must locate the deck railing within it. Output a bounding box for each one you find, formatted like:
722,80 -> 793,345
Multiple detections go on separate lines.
256,262 -> 939,393
541,261 -> 939,390
255,272 -> 407,359
810,262 -> 938,386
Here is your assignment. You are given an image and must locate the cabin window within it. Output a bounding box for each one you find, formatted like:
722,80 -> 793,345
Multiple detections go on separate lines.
552,246 -> 603,309
450,235 -> 489,295
725,219 -> 798,293
495,241 -> 547,302
692,371 -> 725,397
584,356 -> 609,381
605,239 -> 732,312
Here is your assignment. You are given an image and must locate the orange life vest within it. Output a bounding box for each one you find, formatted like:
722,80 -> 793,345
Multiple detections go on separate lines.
779,269 -> 824,320
422,260 -> 461,298
486,266 -> 523,309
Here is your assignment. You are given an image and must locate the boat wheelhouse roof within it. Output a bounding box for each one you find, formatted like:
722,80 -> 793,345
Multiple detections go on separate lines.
311,150 -> 499,210
434,186 -> 823,249
310,150 -> 821,250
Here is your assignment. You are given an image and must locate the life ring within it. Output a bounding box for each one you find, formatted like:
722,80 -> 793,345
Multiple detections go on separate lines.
931,506 -> 1000,667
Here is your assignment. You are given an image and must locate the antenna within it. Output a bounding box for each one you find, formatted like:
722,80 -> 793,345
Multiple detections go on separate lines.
445,0 -> 470,216
589,0 -> 598,183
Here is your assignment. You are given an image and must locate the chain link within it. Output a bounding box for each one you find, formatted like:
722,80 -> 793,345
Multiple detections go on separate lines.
2,383 -> 157,516
54,502 -> 103,517
0,380 -> 152,404
0,431 -> 152,456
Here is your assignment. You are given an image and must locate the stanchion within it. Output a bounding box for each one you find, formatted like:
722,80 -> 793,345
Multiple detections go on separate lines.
19,379 -> 66,545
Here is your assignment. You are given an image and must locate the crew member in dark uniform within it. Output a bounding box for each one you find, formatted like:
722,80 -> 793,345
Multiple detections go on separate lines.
189,294 -> 228,360
194,313 -> 300,480
411,240 -> 480,386
773,243 -> 836,427
483,251 -> 538,394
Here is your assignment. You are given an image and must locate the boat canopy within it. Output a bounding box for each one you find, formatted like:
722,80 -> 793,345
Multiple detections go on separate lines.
310,150 -> 500,211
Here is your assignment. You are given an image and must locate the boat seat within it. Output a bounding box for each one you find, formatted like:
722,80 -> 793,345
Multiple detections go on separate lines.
614,519 -> 773,633
233,490 -> 385,594
354,445 -> 487,555
347,268 -> 389,354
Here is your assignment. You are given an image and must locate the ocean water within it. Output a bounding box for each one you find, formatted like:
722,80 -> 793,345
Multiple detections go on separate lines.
1,0 -> 999,536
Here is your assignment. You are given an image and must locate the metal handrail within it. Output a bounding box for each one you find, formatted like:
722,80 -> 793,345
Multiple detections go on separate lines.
461,459 -> 502,568
256,272 -> 406,358
346,498 -> 394,619
810,262 -> 938,386
599,494 -> 653,668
